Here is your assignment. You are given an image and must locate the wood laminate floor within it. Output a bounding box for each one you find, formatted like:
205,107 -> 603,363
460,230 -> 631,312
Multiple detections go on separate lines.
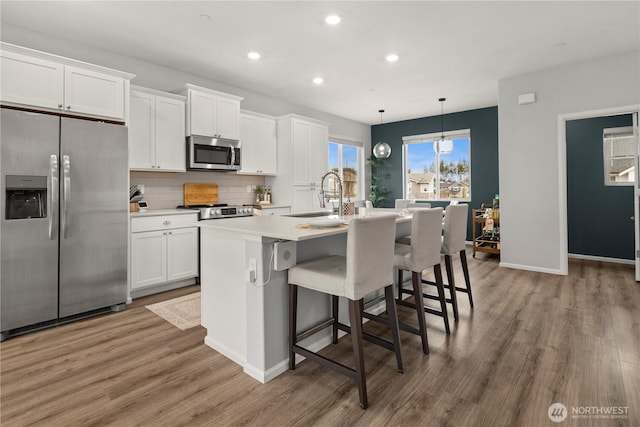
1,255 -> 638,427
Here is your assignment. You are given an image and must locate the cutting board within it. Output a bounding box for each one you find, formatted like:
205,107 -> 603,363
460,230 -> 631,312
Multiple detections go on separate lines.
184,183 -> 218,206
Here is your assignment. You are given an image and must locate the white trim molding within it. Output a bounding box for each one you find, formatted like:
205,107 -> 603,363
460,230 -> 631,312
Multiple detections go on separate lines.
557,103 -> 640,276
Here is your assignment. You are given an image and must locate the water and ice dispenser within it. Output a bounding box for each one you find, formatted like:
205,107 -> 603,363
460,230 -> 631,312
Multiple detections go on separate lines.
5,175 -> 47,220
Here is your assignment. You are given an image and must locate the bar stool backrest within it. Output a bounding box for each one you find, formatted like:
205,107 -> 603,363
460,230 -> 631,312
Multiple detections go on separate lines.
346,215 -> 397,300
395,199 -> 413,209
408,208 -> 444,272
442,204 -> 469,254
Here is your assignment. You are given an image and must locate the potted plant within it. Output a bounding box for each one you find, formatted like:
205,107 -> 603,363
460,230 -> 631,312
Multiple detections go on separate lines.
252,185 -> 265,204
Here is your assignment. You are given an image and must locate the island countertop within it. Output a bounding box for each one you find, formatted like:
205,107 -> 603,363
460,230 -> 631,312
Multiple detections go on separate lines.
197,209 -> 409,241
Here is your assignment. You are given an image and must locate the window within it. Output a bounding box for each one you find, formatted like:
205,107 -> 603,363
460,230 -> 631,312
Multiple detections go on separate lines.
328,136 -> 364,201
603,126 -> 635,186
402,129 -> 471,201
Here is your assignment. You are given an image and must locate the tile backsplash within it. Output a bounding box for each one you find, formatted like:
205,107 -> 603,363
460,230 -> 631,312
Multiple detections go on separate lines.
130,171 -> 265,209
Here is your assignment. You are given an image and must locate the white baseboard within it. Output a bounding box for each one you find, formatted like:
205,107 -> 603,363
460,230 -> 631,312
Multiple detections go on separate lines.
130,278 -> 197,299
568,253 -> 635,265
499,262 -> 565,276
241,295 -> 392,383
204,335 -> 246,367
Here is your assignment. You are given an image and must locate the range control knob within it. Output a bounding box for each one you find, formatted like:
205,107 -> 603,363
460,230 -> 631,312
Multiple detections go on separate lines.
215,209 -> 222,215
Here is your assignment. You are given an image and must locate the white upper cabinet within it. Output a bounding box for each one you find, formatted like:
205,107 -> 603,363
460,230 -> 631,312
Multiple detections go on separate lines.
266,115 -> 329,212
0,50 -> 64,110
239,111 -> 277,175
63,65 -> 125,119
291,117 -> 328,186
0,43 -> 134,121
182,84 -> 243,139
129,86 -> 186,172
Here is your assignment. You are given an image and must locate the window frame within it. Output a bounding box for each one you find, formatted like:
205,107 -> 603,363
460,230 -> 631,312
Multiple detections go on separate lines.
402,129 -> 472,201
603,126 -> 635,186
328,134 -> 365,201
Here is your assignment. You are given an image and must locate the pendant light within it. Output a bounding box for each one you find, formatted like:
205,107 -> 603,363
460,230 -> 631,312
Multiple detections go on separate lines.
436,98 -> 453,154
373,109 -> 391,159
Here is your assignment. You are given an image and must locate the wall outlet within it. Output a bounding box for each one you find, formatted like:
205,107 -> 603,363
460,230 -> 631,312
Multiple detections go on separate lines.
247,185 -> 252,193
247,258 -> 257,283
138,184 -> 144,194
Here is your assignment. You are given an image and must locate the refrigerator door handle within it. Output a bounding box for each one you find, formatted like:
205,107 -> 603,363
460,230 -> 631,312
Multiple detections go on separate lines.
49,155 -> 59,240
62,154 -> 71,239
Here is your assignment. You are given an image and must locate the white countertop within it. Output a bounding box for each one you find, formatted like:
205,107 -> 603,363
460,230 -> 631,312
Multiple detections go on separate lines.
197,209 -> 409,241
129,209 -> 198,218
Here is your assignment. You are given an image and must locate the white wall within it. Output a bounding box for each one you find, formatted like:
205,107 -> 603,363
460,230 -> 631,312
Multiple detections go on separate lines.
498,50 -> 640,274
0,23 -> 371,146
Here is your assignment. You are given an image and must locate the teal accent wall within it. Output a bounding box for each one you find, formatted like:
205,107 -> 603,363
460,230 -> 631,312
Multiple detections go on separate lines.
371,106 -> 499,241
566,114 -> 634,260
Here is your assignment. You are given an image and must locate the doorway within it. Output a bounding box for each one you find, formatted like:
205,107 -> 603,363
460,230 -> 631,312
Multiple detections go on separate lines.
566,114 -> 635,261
559,106 -> 640,280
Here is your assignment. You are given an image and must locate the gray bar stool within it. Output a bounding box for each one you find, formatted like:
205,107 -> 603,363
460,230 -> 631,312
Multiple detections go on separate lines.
288,214 -> 402,409
394,208 -> 449,342
440,203 -> 473,320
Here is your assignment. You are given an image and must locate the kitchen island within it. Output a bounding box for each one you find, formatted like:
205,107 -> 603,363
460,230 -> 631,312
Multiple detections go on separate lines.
198,210 -> 411,383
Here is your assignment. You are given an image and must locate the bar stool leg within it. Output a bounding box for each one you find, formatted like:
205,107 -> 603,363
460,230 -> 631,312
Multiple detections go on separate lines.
348,298 -> 368,409
332,295 -> 339,344
433,264 -> 450,335
289,284 -> 298,370
384,285 -> 404,371
459,249 -> 474,307
397,269 -> 404,302
411,271 -> 429,354
444,255 -> 459,321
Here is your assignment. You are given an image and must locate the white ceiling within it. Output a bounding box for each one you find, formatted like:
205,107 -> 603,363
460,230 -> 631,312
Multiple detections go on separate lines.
1,1 -> 639,124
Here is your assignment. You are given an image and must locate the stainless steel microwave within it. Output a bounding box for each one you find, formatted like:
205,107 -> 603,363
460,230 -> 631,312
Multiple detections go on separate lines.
187,135 -> 241,171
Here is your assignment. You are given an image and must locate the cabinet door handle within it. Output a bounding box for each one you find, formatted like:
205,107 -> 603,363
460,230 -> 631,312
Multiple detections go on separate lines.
163,220 -> 171,225
168,232 -> 172,235
58,104 -> 63,108
66,105 -> 71,110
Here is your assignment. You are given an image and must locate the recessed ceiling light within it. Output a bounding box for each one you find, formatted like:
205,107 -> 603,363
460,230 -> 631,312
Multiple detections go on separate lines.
247,51 -> 261,60
325,15 -> 341,25
313,77 -> 324,85
385,54 -> 399,63
200,14 -> 211,21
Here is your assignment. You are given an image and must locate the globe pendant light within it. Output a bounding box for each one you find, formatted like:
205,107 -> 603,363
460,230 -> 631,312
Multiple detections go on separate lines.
435,97 -> 453,154
373,109 -> 391,159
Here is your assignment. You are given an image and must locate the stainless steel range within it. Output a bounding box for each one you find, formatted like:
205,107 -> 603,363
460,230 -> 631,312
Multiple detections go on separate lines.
177,204 -> 253,220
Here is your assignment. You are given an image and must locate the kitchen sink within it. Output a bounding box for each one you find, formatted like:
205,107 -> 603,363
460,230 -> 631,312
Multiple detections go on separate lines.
283,210 -> 336,218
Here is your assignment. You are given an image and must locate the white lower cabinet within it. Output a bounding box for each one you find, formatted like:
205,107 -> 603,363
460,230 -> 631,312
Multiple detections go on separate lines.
130,213 -> 198,292
131,230 -> 168,288
257,206 -> 291,216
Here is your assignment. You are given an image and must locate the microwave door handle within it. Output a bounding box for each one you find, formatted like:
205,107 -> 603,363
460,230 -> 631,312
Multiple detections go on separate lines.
61,155 -> 71,239
229,146 -> 235,167
49,154 -> 59,240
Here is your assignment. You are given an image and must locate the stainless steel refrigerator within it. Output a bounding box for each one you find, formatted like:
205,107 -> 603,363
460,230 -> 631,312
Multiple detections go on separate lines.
1,108 -> 128,339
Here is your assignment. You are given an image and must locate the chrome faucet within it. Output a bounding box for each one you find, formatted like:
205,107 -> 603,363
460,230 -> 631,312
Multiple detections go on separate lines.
319,171 -> 343,218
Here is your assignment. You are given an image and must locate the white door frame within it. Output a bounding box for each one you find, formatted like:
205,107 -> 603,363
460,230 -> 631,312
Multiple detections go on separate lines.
557,104 -> 640,277
633,112 -> 639,280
